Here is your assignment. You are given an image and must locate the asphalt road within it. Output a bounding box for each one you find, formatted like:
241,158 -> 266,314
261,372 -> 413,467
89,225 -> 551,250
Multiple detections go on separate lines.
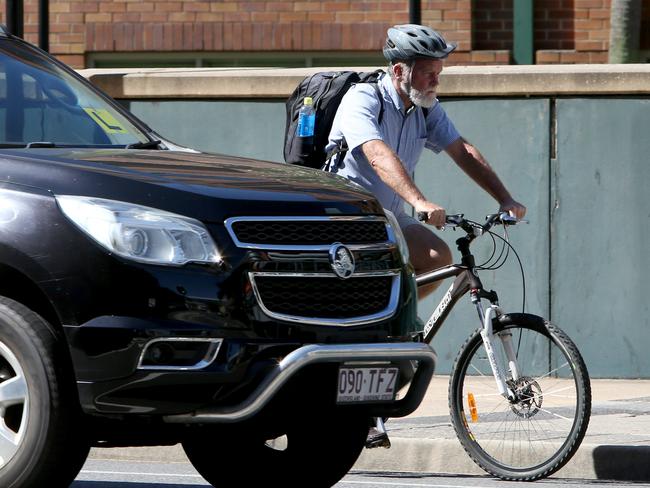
73,459 -> 650,488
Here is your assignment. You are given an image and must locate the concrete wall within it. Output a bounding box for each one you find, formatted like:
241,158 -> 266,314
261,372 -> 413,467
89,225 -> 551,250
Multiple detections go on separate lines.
81,66 -> 650,378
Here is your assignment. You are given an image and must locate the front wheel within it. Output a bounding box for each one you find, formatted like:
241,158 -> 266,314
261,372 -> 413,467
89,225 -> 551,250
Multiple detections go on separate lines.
0,297 -> 89,487
449,313 -> 591,481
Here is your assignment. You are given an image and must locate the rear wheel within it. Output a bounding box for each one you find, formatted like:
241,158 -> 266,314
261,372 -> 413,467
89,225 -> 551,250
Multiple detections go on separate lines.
449,313 -> 590,481
0,297 -> 89,487
183,413 -> 369,487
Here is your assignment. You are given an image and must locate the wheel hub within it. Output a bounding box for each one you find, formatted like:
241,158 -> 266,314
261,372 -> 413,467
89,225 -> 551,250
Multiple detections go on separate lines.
0,341 -> 30,467
508,377 -> 543,418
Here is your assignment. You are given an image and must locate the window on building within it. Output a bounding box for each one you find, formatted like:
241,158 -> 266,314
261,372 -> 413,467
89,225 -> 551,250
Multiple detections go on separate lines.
87,52 -> 386,69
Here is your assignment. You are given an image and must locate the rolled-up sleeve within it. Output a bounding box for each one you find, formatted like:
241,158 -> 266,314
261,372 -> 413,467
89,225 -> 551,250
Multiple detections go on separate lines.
337,86 -> 384,152
424,102 -> 461,153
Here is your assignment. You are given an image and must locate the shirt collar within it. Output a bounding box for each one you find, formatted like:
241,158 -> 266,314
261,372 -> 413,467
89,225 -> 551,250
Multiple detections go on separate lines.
380,72 -> 409,114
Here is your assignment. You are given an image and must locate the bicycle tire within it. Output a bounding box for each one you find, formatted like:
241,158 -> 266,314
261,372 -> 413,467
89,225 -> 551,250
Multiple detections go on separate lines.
448,313 -> 591,481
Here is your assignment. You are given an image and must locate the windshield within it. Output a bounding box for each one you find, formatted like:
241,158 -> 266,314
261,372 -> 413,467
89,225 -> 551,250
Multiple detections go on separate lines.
0,38 -> 149,147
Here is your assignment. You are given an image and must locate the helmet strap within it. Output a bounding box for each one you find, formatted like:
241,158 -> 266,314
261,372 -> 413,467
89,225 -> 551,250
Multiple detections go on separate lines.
400,60 -> 416,107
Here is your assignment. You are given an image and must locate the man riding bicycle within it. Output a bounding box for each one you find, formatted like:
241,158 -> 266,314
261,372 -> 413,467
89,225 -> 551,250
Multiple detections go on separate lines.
326,24 -> 526,301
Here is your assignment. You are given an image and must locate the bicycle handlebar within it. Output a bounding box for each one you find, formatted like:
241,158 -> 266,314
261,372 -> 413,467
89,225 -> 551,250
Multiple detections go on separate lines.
416,211 -> 527,234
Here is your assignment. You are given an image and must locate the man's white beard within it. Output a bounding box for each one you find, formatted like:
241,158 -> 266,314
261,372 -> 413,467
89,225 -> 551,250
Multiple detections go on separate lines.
400,80 -> 436,108
408,85 -> 436,108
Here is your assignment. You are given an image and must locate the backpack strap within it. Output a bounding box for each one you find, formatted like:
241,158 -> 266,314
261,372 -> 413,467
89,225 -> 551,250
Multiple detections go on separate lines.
371,82 -> 385,126
323,81 -> 386,172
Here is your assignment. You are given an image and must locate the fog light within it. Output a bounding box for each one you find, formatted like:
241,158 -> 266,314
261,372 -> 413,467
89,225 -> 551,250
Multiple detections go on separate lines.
146,342 -> 175,364
138,338 -> 222,370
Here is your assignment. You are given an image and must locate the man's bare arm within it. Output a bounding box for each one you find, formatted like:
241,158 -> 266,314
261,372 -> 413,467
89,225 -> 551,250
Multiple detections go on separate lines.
445,137 -> 526,218
362,139 -> 446,226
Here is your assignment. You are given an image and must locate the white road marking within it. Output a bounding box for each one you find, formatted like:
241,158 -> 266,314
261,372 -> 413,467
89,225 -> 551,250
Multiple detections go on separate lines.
80,469 -> 203,478
341,479 -> 492,488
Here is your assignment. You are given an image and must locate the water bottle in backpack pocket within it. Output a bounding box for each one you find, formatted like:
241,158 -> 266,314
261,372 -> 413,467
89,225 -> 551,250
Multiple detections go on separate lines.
296,97 -> 315,160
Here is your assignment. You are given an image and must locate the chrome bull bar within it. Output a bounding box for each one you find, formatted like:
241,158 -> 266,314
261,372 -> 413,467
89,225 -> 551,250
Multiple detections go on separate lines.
163,342 -> 436,424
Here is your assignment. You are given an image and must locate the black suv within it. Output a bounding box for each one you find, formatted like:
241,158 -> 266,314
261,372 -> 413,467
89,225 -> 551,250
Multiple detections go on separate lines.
0,28 -> 435,487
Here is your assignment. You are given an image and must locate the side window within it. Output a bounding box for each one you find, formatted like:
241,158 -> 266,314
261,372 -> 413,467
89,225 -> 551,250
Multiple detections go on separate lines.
20,72 -> 110,145
0,41 -> 147,146
0,69 -> 6,141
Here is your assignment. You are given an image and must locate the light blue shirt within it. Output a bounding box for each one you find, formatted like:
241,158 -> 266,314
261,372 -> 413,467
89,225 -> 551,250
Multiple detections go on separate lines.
326,73 -> 460,215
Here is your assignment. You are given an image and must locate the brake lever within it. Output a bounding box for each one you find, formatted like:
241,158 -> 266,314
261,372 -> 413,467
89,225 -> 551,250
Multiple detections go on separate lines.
498,212 -> 529,226
417,212 -> 463,231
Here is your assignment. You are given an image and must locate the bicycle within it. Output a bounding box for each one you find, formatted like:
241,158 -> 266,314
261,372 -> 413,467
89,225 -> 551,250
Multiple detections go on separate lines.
414,211 -> 591,481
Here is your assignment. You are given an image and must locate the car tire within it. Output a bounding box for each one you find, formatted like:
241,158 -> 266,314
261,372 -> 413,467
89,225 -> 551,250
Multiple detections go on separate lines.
0,296 -> 89,488
182,413 -> 369,488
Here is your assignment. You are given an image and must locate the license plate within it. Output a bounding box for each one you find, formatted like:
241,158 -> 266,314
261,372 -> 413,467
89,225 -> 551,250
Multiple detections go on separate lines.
337,366 -> 399,403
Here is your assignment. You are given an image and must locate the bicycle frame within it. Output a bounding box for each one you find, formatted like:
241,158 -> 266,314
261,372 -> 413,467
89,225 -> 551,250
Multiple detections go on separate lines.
417,265 -> 472,344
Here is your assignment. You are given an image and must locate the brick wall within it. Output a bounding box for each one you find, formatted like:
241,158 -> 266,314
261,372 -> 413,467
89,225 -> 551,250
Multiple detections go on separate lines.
642,0 -> 650,50
536,0 -> 611,63
535,0 -> 575,50
473,0 -> 513,51
0,0 -> 643,68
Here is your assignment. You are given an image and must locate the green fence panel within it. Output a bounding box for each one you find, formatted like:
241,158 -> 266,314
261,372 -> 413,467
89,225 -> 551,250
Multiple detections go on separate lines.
553,98 -> 650,378
127,100 -> 287,163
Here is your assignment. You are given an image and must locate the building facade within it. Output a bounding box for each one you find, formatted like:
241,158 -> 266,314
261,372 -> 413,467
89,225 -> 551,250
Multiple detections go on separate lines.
1,0 -> 649,69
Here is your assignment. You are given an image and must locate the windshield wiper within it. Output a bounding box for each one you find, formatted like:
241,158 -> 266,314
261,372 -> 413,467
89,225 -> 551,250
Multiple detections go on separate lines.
125,140 -> 162,150
0,142 -> 58,148
27,141 -> 57,148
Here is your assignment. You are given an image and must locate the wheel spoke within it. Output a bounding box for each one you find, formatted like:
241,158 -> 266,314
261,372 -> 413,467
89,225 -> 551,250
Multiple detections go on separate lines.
526,362 -> 570,381
0,376 -> 28,408
534,406 -> 574,422
0,424 -> 19,464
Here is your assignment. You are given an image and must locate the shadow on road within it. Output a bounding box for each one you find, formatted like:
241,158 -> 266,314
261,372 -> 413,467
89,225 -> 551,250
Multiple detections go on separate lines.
593,445 -> 650,482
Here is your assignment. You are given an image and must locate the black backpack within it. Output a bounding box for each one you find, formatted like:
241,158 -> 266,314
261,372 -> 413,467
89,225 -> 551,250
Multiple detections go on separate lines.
283,70 -> 385,169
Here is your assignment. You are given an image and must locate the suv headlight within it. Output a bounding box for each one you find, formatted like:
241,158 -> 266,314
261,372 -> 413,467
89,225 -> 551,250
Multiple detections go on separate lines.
56,196 -> 221,266
384,209 -> 410,265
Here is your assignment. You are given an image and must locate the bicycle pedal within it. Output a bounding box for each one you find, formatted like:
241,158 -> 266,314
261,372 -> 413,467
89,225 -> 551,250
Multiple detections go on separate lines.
365,431 -> 391,449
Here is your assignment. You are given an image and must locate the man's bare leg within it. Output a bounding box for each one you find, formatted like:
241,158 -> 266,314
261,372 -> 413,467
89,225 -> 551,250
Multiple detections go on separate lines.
403,224 -> 452,300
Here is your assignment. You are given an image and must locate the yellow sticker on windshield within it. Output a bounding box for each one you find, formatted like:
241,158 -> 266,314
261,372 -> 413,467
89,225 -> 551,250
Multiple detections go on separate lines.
83,108 -> 128,134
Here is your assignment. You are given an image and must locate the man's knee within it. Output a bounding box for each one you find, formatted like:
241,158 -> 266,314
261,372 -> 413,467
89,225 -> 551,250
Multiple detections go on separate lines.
403,225 -> 452,272
433,240 -> 452,267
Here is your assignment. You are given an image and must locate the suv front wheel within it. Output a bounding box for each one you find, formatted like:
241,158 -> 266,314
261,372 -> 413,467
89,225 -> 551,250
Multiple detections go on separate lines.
0,297 -> 89,488
183,413 -> 369,487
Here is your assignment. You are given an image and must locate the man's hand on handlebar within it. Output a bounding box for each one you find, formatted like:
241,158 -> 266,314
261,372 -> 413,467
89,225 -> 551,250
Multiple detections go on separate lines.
415,202 -> 446,228
417,211 -> 527,235
498,198 -> 526,220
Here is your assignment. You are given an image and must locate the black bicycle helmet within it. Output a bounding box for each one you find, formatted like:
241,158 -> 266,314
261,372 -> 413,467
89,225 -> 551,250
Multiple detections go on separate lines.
383,24 -> 456,62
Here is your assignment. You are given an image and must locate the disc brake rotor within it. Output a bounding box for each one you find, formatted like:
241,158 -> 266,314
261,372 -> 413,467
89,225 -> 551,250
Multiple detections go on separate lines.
509,377 -> 543,418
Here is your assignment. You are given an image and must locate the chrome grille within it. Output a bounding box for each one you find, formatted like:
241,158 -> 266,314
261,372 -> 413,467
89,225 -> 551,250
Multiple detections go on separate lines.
229,216 -> 401,326
226,217 -> 390,249
250,274 -> 399,324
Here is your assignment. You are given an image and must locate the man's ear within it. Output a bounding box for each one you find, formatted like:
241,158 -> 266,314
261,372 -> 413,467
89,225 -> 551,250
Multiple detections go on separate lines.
391,63 -> 404,81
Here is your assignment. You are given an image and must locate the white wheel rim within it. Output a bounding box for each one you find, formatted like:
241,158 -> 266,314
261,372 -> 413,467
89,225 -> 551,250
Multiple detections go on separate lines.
0,340 -> 29,467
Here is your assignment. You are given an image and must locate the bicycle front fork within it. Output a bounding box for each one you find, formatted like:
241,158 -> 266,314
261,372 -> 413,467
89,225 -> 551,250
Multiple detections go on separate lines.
472,295 -> 518,401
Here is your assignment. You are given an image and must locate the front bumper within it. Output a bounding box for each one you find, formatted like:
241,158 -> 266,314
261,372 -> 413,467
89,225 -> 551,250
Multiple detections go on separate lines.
163,342 -> 436,423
